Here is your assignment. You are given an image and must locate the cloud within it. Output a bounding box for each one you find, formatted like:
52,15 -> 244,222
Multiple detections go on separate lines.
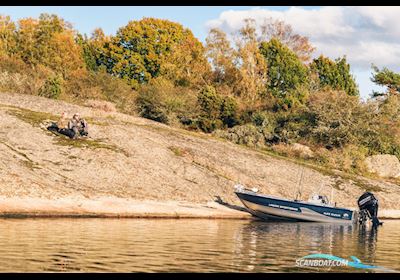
206,6 -> 400,72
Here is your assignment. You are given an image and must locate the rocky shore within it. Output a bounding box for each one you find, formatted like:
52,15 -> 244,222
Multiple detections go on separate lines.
1,92 -> 400,219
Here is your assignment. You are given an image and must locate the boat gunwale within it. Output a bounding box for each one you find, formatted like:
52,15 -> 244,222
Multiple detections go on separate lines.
235,190 -> 354,213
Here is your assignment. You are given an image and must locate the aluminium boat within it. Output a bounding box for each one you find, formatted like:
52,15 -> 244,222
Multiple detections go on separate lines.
234,184 -> 356,223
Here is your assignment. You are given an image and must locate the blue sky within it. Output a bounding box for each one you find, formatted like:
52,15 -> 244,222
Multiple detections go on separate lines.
1,6 -> 390,99
1,6 -> 296,40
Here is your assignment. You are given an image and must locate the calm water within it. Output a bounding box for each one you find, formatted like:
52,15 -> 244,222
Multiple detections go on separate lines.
0,218 -> 399,272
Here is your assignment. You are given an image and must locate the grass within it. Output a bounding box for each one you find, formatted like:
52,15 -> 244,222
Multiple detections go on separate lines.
6,106 -> 58,127
5,106 -> 130,157
168,145 -> 190,157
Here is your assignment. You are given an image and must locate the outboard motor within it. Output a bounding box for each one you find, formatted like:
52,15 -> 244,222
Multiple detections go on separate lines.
357,192 -> 381,228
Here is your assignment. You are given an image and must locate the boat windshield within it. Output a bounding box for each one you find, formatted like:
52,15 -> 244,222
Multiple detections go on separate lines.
308,194 -> 330,205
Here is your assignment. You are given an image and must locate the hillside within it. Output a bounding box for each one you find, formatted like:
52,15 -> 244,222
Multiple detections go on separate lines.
1,92 -> 400,218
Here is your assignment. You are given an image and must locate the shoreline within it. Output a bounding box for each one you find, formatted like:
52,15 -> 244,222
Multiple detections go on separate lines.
0,197 -> 253,219
1,197 -> 399,219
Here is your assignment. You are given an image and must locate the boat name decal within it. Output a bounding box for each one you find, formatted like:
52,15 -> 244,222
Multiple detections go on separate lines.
268,203 -> 298,211
323,212 -> 342,217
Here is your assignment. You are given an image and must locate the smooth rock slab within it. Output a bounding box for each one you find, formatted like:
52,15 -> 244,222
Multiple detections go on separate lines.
364,154 -> 400,178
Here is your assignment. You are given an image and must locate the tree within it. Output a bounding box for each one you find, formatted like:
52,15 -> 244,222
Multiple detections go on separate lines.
160,32 -> 210,88
206,20 -> 267,103
14,14 -> 85,77
233,18 -> 268,102
310,55 -> 359,96
259,18 -> 315,62
205,28 -> 238,85
307,89 -> 366,148
371,65 -> 400,97
102,18 -> 209,89
76,28 -> 110,72
0,15 -> 16,56
260,38 -> 309,110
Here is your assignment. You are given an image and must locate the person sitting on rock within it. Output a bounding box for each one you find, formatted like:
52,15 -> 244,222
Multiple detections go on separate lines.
47,112 -> 71,137
57,112 -> 68,129
68,113 -> 89,139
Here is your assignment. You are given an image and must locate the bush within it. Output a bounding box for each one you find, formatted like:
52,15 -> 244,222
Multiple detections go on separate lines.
0,55 -> 51,95
136,78 -> 199,125
306,89 -> 364,148
38,75 -> 64,99
314,145 -> 368,174
84,99 -> 117,112
214,124 -> 266,148
197,117 -> 223,133
198,86 -> 222,120
220,96 -> 239,128
196,85 -> 239,132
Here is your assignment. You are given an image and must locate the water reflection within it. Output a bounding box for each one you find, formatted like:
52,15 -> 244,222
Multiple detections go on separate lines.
0,218 -> 399,272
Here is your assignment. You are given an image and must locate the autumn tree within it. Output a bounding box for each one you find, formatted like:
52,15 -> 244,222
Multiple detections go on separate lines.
260,38 -> 309,110
206,28 -> 238,85
310,55 -> 359,96
259,18 -> 315,62
0,15 -> 16,56
233,18 -> 268,103
13,14 -> 84,77
102,18 -> 209,89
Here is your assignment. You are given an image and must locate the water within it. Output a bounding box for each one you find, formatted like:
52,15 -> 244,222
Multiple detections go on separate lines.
0,218 -> 399,272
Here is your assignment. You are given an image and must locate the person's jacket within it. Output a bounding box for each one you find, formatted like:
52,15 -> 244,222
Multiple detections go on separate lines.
68,118 -> 88,132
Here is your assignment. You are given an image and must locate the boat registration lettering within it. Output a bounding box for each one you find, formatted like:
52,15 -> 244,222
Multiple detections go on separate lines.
268,204 -> 298,211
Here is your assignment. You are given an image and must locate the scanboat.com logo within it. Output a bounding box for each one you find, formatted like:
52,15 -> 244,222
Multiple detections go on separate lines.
296,254 -> 383,270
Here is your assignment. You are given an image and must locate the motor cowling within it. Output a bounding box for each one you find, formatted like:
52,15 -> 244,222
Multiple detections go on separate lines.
357,192 -> 380,228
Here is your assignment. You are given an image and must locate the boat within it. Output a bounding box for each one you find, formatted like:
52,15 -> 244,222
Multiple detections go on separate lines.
234,184 -> 357,223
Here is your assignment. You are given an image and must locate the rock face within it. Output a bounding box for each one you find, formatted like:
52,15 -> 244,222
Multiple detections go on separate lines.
364,155 -> 400,178
1,92 -> 400,214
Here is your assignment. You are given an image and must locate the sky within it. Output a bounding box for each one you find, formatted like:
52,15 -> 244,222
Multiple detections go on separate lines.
2,6 -> 397,99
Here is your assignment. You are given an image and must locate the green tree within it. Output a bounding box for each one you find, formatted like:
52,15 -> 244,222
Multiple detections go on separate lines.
371,65 -> 400,97
102,18 -> 209,89
76,28 -> 110,72
310,55 -> 359,96
260,38 -> 309,110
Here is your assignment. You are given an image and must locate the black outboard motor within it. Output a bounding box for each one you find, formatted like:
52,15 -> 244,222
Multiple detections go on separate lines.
357,192 -> 381,228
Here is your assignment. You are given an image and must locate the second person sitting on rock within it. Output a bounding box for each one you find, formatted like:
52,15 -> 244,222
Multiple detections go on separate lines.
68,113 -> 89,139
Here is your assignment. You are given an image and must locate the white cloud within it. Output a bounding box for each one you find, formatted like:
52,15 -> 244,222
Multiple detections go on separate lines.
206,6 -> 400,72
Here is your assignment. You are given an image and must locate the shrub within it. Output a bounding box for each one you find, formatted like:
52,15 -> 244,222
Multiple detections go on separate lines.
220,96 -> 239,128
0,55 -> 51,95
197,117 -> 223,133
306,89 -> 364,148
84,99 -> 117,112
136,78 -> 199,124
198,85 -> 222,120
38,75 -> 64,99
214,124 -> 266,148
196,85 -> 240,132
314,145 -> 368,174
